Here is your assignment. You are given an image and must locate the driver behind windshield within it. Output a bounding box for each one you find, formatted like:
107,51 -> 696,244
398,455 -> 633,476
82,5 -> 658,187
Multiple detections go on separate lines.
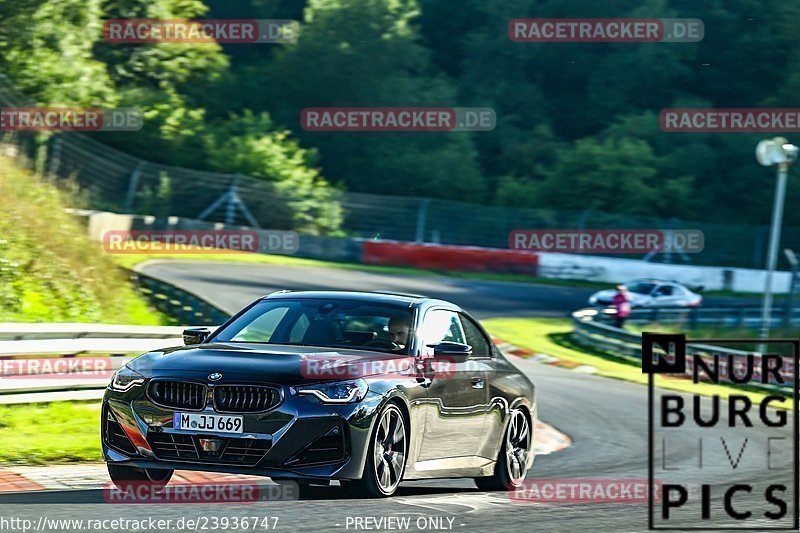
386,315 -> 410,351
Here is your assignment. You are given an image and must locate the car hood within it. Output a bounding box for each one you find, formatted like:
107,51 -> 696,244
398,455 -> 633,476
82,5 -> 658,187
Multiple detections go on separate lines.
127,342 -> 415,385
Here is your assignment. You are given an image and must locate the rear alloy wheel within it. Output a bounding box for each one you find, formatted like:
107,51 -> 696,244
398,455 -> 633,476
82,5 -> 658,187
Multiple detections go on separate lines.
342,403 -> 407,498
475,408 -> 532,491
107,463 -> 173,494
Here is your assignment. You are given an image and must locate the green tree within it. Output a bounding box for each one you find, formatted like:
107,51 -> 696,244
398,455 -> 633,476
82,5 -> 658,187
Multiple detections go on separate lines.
95,0 -> 229,94
255,0 -> 486,202
538,135 -> 693,218
0,0 -> 116,106
203,111 -> 342,234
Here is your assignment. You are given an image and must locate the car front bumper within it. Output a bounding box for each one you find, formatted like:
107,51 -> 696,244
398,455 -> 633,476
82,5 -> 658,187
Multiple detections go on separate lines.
102,383 -> 385,481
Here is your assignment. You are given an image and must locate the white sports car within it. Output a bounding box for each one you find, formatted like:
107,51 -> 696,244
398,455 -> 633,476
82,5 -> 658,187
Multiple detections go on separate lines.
588,279 -> 703,309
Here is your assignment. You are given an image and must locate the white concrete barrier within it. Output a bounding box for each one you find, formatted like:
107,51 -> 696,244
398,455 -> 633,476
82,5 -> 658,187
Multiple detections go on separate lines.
538,252 -> 792,293
71,208 -> 791,294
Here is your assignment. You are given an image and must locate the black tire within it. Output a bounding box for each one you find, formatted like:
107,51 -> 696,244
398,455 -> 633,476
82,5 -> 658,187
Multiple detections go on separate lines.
107,463 -> 173,493
341,403 -> 407,498
475,409 -> 533,491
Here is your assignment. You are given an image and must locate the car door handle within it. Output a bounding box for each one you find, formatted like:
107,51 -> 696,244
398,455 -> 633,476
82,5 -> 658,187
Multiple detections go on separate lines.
471,377 -> 484,389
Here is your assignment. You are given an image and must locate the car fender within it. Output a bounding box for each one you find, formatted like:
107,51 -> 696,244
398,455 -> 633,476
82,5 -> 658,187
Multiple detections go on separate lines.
347,382 -> 419,478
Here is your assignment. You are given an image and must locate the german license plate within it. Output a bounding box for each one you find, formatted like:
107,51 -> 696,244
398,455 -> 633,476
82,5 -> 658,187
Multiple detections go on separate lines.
173,412 -> 243,434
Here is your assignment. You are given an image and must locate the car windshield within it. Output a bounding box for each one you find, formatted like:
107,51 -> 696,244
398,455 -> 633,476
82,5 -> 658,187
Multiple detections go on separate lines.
626,282 -> 656,295
211,298 -> 414,354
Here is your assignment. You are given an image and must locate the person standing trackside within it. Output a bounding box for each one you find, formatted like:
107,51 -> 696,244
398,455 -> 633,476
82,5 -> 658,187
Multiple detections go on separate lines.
612,284 -> 631,328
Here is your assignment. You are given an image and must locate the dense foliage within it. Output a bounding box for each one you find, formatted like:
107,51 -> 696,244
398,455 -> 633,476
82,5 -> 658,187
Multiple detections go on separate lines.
0,157 -> 164,324
1,0 -> 797,225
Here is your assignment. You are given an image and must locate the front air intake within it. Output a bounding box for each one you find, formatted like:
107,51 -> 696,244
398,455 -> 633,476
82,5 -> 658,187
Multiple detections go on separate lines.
103,406 -> 137,455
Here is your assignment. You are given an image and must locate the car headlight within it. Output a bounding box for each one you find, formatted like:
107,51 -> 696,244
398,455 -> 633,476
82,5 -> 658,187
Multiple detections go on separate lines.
589,295 -> 597,304
109,366 -> 145,392
293,379 -> 368,404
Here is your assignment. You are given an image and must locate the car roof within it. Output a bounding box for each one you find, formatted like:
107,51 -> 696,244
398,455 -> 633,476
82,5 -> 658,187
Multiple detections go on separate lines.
261,290 -> 456,309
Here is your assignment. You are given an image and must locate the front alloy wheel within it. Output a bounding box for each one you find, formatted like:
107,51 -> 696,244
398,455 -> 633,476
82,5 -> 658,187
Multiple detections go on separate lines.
475,408 -> 532,491
342,403 -> 407,498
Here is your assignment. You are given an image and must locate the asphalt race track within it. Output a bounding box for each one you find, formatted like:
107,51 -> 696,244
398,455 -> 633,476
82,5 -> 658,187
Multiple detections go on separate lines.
0,260 -> 789,532
134,259 -> 753,318
137,260 -> 591,318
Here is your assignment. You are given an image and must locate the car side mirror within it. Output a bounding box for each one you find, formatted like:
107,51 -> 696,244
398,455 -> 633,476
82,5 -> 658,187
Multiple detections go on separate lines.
427,341 -> 472,363
183,327 -> 210,345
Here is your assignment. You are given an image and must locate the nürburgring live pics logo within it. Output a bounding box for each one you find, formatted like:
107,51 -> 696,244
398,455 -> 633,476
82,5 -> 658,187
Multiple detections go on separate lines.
644,333 -> 799,530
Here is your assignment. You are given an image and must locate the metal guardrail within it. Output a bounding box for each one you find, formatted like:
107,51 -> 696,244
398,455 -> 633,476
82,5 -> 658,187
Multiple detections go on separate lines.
0,338 -> 183,357
0,324 -> 219,395
0,323 -> 185,341
571,307 -> 794,391
0,325 -> 186,395
0,271 -> 229,359
623,305 -> 800,330
127,269 -> 231,326
0,270 -> 228,396
0,270 -> 229,398
572,308 -> 644,359
570,306 -> 797,358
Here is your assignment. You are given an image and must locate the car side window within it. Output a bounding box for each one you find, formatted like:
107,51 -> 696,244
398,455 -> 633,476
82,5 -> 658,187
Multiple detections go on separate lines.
656,285 -> 673,296
419,310 -> 465,354
459,314 -> 491,358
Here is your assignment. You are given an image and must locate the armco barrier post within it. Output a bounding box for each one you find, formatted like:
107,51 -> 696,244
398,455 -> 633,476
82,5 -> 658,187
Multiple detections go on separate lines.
689,307 -> 699,330
124,162 -> 145,213
47,135 -> 61,181
415,198 -> 431,243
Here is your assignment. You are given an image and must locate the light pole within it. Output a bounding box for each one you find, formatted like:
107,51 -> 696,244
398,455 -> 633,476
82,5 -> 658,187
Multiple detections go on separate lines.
755,137 -> 798,353
783,248 -> 798,328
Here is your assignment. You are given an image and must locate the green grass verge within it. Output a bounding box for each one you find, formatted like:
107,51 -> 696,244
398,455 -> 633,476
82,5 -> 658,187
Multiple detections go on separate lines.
0,157 -> 168,325
483,317 -> 779,405
0,401 -> 102,465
